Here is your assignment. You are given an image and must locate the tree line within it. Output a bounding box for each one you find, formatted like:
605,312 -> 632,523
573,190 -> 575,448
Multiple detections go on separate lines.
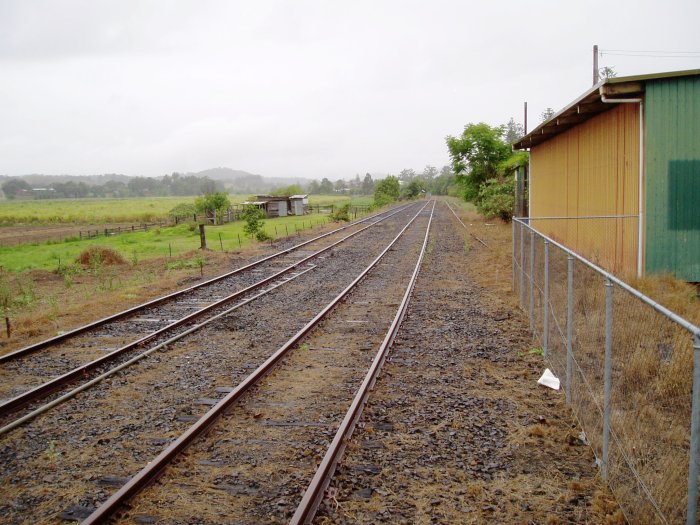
1,173 -> 225,200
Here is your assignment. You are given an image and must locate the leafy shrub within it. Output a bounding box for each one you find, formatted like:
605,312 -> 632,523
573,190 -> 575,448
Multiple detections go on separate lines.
374,176 -> 400,207
329,203 -> 351,222
475,176 -> 515,221
255,229 -> 272,242
242,204 -> 266,238
169,202 -> 196,220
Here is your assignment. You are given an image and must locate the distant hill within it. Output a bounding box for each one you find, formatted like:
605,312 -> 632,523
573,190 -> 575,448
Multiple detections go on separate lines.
189,167 -> 311,193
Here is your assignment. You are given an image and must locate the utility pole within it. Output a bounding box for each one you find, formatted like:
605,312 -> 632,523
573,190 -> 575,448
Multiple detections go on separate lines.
593,44 -> 599,85
524,101 -> 528,135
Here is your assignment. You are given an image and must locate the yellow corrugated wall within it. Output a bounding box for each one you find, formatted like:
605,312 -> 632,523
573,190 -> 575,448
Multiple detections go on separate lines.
530,104 -> 640,275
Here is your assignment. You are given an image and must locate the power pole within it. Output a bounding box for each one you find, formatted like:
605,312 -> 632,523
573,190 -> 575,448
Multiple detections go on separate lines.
524,101 -> 528,135
593,44 -> 599,85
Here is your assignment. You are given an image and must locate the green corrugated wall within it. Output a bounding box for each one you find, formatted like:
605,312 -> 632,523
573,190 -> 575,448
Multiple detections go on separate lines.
645,76 -> 700,281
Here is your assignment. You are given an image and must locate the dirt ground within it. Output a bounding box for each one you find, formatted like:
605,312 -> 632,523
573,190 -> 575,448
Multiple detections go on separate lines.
0,225 -> 336,357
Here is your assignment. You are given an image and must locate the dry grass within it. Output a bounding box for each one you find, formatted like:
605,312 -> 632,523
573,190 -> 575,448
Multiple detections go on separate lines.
627,273 -> 700,327
446,196 -> 697,523
75,245 -> 128,266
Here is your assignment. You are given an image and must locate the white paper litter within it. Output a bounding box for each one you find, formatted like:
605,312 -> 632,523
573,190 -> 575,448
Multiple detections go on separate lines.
537,368 -> 560,390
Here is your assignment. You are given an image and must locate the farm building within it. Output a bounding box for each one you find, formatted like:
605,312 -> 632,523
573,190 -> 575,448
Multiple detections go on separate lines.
513,69 -> 700,281
241,195 -> 309,217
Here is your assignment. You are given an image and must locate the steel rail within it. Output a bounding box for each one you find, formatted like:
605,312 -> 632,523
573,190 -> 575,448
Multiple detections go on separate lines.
0,203 -> 412,363
0,266 -> 316,437
290,200 -> 435,524
80,200 -> 432,525
444,200 -> 488,247
0,204 -> 416,418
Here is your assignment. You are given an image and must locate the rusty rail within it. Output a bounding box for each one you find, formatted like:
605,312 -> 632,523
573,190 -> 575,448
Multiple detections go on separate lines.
0,204 -> 417,423
0,203 -> 412,363
80,201 -> 432,524
290,200 -> 435,524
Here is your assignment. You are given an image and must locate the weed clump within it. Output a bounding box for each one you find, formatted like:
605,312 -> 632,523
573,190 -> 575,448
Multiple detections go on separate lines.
329,203 -> 351,222
75,246 -> 127,267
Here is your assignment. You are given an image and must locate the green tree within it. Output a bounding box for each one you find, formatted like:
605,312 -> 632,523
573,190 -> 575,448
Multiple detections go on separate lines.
242,204 -> 269,240
398,168 -> 416,182
194,192 -> 231,223
599,66 -> 617,79
421,165 -> 438,181
504,117 -> 525,144
307,180 -> 321,194
430,166 -> 455,195
540,108 -> 555,122
1,179 -> 32,199
374,176 -> 400,206
319,178 -> 334,194
169,202 -> 197,220
446,122 -> 511,203
402,178 -> 426,199
361,173 -> 374,195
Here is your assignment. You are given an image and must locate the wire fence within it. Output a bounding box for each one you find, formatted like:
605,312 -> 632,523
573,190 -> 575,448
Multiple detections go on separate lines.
513,218 -> 700,525
0,205 -> 373,247
523,215 -> 641,278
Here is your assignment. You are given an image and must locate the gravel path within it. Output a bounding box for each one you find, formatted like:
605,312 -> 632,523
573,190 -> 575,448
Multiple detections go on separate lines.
315,201 -> 620,524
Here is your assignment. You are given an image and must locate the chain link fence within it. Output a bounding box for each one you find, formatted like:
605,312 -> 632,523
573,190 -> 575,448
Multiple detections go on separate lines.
513,218 -> 700,525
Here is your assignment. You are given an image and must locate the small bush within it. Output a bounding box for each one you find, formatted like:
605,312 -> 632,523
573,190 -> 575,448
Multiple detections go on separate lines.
255,229 -> 272,242
475,176 -> 515,221
242,205 -> 266,238
330,203 -> 351,222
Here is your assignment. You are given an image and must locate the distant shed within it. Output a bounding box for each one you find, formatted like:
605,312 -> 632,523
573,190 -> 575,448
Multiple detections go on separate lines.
514,69 -> 700,281
289,194 -> 309,216
241,195 -> 309,218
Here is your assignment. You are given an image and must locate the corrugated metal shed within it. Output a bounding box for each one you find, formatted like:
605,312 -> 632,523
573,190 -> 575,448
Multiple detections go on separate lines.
529,104 -> 640,275
644,75 -> 700,281
515,69 -> 700,280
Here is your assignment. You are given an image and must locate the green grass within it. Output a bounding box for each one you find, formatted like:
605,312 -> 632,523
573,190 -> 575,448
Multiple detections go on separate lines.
0,194 -> 373,225
0,210 -> 365,272
446,197 -> 477,214
0,196 -> 244,225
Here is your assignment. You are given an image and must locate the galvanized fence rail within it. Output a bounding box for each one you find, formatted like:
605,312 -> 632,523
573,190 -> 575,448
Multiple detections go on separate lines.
513,217 -> 700,525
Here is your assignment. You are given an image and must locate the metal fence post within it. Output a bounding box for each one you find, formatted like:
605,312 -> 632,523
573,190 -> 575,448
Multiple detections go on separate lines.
543,240 -> 550,358
519,223 -> 525,306
512,220 -> 516,292
687,332 -> 700,524
566,254 -> 574,403
602,278 -> 613,480
529,230 -> 535,331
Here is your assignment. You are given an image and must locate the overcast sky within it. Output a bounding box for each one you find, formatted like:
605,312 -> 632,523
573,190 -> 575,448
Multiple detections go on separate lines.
1,0 -> 698,180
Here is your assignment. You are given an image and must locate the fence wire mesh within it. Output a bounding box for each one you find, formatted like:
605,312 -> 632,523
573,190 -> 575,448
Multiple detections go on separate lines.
512,218 -> 699,525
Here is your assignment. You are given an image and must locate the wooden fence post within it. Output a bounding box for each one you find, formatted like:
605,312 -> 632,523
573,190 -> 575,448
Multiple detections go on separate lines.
199,224 -> 207,250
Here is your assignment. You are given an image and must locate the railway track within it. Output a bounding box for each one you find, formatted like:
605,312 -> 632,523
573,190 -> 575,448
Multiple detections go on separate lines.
0,203 -> 417,430
0,201 -> 433,524
84,201 -> 435,524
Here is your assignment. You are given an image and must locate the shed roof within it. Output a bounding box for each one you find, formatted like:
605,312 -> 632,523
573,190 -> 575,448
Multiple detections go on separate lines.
289,194 -> 308,199
513,68 -> 700,150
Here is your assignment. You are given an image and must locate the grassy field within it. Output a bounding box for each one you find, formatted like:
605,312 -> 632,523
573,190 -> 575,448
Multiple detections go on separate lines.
0,194 -> 372,225
0,206 -> 371,272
